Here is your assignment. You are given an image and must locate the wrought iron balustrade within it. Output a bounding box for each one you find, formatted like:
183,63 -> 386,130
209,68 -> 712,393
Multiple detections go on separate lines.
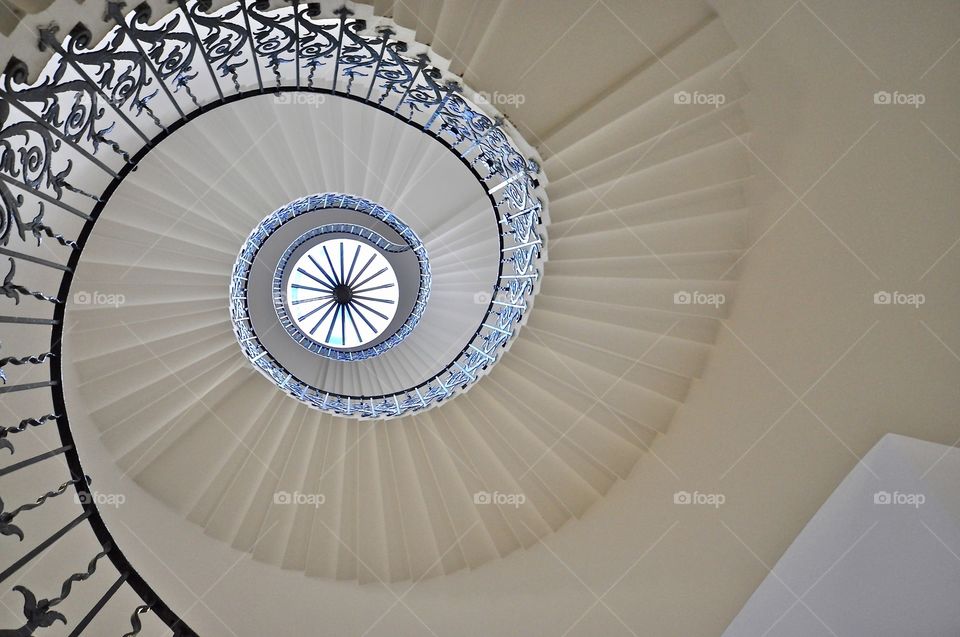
0,0 -> 547,632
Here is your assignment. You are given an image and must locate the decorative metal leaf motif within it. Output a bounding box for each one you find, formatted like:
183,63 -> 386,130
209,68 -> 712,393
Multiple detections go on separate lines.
296,4 -> 339,87
189,1 -> 250,92
0,587 -> 66,637
247,0 -> 296,87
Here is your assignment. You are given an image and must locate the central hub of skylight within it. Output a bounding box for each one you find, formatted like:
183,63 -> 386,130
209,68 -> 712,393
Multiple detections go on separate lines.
286,238 -> 400,349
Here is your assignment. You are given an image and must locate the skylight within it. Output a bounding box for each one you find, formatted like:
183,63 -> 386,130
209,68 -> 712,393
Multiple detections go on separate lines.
286,238 -> 400,349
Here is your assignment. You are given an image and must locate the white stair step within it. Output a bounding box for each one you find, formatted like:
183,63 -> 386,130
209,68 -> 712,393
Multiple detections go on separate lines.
333,423 -> 360,581
546,250 -> 744,282
427,406 -> 522,558
462,388 -> 598,523
357,423 -> 390,583
304,421 -> 348,577
547,209 -> 749,258
526,301 -> 714,378
549,135 -> 754,221
372,423 -> 413,581
484,365 -> 647,478
550,176 -> 747,234
382,421 -> 444,580
105,360 -> 250,464
543,16 -> 738,154
549,105 -> 750,196
88,341 -> 238,421
281,414 -> 335,571
416,412 -> 500,568
533,294 -> 719,344
252,408 -> 322,566
404,420 -> 470,576
198,397 -> 299,542
436,398 -> 549,547
127,369 -> 269,509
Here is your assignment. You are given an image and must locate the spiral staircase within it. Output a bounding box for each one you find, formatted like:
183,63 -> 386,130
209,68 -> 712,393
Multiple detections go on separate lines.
0,0 -> 756,634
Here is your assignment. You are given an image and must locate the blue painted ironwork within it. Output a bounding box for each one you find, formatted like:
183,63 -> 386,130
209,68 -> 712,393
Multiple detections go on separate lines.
231,193 -> 431,368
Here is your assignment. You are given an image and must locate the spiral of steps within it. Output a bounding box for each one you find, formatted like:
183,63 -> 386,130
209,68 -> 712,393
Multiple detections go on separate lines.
2,0 -> 958,634
0,5 -> 756,637
29,0 -> 755,586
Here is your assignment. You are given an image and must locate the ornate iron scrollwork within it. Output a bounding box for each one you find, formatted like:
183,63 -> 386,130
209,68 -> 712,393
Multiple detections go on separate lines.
122,604 -> 152,637
0,99 -> 72,206
0,346 -> 55,384
1,258 -> 61,303
0,546 -> 110,636
108,1 -> 203,114
296,2 -> 338,88
2,55 -> 130,165
373,39 -> 412,105
188,0 -> 250,93
0,475 -> 86,541
247,0 -> 297,88
41,22 -> 164,131
0,183 -> 26,248
0,6 -> 547,630
337,17 -> 379,94
24,204 -> 78,248
0,413 -> 59,455
0,587 -> 67,637
398,55 -> 445,119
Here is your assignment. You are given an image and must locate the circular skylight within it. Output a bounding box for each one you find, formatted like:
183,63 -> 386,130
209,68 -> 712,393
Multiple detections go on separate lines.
232,193 -> 432,380
286,238 -> 400,349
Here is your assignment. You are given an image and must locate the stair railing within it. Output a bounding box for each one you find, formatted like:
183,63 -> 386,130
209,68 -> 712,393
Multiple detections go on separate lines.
0,1 -> 548,633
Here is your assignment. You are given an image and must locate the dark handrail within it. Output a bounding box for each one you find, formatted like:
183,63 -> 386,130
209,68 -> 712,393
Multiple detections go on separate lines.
0,1 -> 546,633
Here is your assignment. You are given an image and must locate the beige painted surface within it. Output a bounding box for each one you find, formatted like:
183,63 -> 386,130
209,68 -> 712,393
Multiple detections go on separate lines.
2,0 -> 958,635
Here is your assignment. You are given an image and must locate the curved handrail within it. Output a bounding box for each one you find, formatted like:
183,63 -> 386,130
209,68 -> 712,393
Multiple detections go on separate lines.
261,196 -> 432,363
0,0 -> 547,633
